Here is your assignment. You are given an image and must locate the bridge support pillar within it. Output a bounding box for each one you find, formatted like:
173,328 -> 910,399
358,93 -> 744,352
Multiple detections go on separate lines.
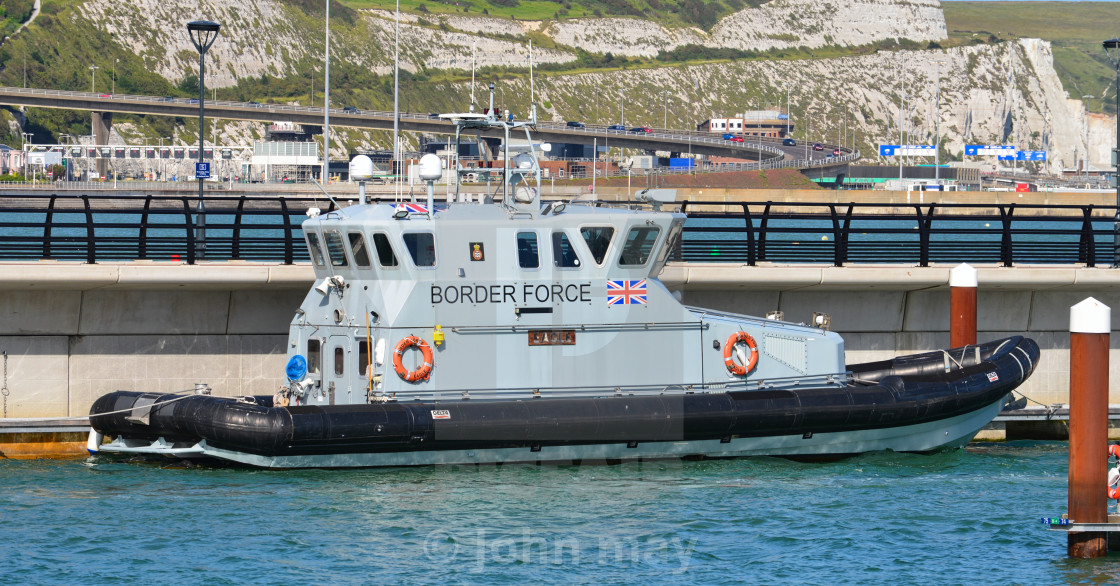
92,111 -> 113,178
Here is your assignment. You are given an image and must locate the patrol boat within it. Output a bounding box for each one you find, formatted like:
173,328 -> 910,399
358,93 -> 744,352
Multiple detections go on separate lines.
88,101 -> 1040,468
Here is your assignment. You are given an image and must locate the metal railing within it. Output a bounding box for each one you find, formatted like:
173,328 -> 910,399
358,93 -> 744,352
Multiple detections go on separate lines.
4,195 -> 1105,267
676,201 -> 1117,267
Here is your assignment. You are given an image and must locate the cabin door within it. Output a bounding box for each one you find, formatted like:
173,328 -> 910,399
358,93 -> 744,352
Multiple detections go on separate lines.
325,335 -> 351,406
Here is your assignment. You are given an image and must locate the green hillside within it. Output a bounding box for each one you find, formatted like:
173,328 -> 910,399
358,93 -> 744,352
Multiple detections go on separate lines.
339,0 -> 767,29
943,1 -> 1120,113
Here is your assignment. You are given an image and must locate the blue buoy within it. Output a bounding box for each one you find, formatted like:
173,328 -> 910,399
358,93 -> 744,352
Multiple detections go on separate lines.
286,355 -> 308,381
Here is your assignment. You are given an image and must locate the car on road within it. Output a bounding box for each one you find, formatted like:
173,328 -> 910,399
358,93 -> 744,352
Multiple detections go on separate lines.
812,143 -> 824,151
428,113 -> 441,119
158,96 -> 174,102
832,148 -> 842,156
248,101 -> 263,107
783,138 -> 797,146
343,106 -> 360,113
187,99 -> 200,104
722,133 -> 736,140
566,121 -> 585,128
608,124 -> 626,131
729,136 -> 744,142
629,126 -> 652,133
99,94 -> 112,98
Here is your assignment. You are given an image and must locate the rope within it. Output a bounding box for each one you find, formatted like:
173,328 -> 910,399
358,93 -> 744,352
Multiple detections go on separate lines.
1008,389 -> 1061,419
50,391 -> 197,422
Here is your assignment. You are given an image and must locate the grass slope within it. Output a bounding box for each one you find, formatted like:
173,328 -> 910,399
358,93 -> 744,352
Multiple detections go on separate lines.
339,0 -> 768,30
943,1 -> 1120,113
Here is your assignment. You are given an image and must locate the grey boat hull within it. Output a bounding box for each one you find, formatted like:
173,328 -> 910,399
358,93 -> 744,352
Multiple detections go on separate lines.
88,336 -> 1039,468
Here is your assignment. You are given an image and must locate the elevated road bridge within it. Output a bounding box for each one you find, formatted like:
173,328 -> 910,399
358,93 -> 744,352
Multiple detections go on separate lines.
0,86 -> 857,169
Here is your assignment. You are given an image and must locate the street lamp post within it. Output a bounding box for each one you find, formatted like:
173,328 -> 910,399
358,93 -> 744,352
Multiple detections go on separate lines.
1083,95 -> 1094,182
159,135 -> 172,181
663,90 -> 668,129
620,91 -> 626,127
89,65 -> 99,93
323,0 -> 330,183
898,50 -> 906,182
21,132 -> 32,181
935,60 -> 946,183
1102,38 -> 1120,267
786,86 -> 791,138
59,134 -> 72,180
188,19 -> 221,262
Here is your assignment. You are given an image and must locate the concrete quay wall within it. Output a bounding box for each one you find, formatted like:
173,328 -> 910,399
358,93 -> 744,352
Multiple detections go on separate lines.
0,262 -> 308,418
0,261 -> 1114,418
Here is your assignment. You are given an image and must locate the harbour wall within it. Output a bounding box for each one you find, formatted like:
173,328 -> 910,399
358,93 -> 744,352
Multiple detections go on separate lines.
0,261 -> 1112,418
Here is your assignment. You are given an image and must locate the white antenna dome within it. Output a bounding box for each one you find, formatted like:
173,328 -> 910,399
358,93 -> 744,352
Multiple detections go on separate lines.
418,154 -> 443,181
512,153 -> 534,169
514,185 -> 536,203
349,155 -> 375,181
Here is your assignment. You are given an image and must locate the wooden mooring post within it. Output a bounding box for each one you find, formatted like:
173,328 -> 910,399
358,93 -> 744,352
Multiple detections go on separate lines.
1068,297 -> 1111,558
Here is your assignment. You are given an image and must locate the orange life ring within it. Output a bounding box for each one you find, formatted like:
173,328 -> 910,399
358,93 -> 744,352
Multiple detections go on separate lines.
723,331 -> 759,376
393,335 -> 434,382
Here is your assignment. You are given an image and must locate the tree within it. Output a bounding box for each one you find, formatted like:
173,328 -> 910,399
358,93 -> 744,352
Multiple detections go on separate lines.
178,74 -> 199,95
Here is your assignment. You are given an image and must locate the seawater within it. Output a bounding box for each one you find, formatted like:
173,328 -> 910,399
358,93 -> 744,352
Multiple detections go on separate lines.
1,441 -> 1115,584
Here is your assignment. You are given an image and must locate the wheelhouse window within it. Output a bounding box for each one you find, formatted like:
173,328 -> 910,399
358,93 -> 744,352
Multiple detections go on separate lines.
656,223 -> 683,266
306,233 -> 326,267
372,233 -> 399,268
552,232 -> 581,268
357,340 -> 370,379
324,231 -> 349,267
334,347 -> 345,376
307,339 -> 321,374
517,232 -> 539,269
579,226 -> 614,265
403,232 -> 436,267
348,232 -> 372,268
618,226 -> 660,266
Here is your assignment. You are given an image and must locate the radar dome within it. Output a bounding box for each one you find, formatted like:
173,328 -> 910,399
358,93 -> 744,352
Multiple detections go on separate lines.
418,154 -> 442,181
512,154 -> 534,169
349,155 -> 375,181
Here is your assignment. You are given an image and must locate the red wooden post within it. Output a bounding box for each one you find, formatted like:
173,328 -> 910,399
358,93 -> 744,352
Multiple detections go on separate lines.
1068,297 -> 1111,558
949,263 -> 977,348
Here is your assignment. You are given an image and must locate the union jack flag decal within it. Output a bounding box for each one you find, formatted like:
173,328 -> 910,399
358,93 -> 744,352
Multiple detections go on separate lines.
392,203 -> 437,214
607,279 -> 647,306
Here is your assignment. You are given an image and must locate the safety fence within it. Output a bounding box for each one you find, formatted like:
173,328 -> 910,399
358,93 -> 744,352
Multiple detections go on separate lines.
0,194 -> 1115,267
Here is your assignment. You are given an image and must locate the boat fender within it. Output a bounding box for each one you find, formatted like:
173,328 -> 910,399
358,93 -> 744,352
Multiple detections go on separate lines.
394,336 -> 434,382
86,429 -> 103,454
286,355 -> 308,381
1109,466 -> 1120,500
1110,444 -> 1120,459
723,332 -> 759,376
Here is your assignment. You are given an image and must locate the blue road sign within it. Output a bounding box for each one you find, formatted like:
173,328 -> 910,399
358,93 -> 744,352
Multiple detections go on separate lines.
195,162 -> 210,179
965,145 -> 1016,156
998,151 -> 1047,161
879,145 -> 935,157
